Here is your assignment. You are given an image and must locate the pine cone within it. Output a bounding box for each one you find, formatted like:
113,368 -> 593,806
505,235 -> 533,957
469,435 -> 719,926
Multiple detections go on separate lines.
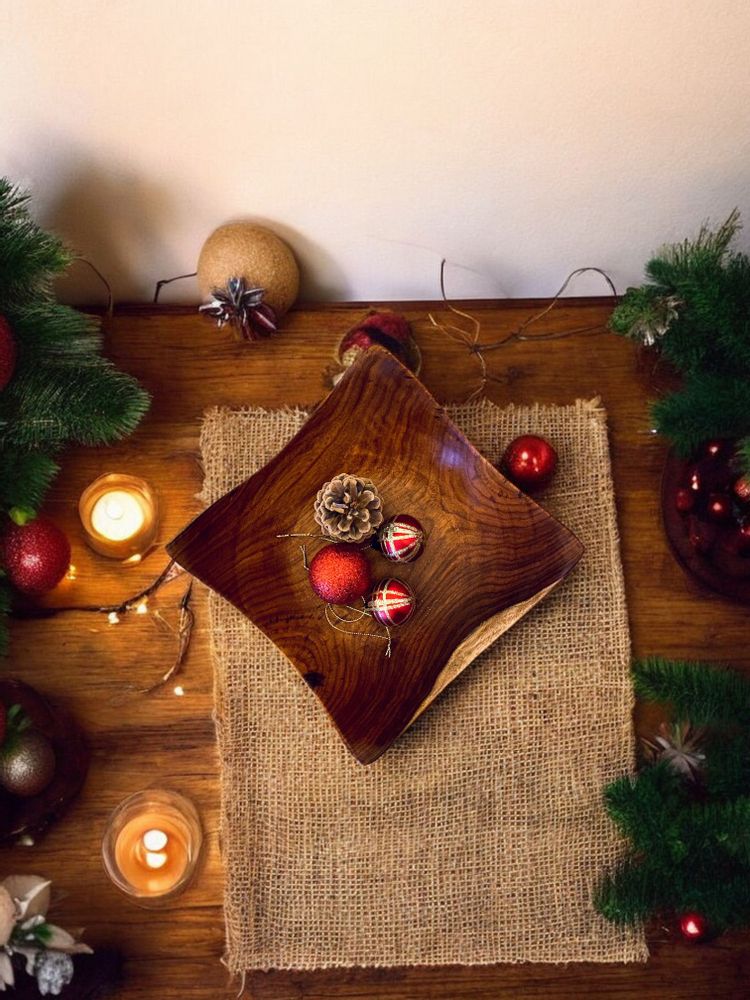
314,474 -> 383,543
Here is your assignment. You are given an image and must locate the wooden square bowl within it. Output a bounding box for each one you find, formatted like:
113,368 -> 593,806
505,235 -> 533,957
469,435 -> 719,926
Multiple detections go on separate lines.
167,348 -> 583,763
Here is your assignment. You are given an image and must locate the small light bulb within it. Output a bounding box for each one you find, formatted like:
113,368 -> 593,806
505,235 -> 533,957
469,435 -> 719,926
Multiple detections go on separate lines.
143,829 -> 168,852
66,564 -> 77,581
136,600 -> 148,615
108,611 -> 120,625
124,553 -> 142,565
173,685 -> 185,697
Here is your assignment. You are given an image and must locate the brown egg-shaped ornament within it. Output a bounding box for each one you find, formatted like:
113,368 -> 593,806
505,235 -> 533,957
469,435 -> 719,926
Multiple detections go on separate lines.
197,222 -> 300,320
0,730 -> 56,797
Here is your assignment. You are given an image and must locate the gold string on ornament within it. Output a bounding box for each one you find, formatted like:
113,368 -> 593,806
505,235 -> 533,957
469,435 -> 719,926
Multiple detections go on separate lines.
277,535 -> 393,656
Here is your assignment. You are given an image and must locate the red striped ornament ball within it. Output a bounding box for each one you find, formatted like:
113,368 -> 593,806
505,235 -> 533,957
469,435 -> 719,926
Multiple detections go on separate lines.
378,514 -> 424,563
368,578 -> 416,627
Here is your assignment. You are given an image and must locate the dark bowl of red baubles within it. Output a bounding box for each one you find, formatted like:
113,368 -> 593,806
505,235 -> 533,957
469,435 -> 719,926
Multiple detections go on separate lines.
662,439 -> 750,603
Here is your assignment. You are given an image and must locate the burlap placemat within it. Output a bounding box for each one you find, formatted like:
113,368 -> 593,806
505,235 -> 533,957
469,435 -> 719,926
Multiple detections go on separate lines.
200,397 -> 647,972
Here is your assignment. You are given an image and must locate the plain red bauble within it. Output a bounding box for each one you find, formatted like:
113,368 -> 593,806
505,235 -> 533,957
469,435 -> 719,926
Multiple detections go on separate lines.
678,912 -> 710,943
308,544 -> 373,605
706,492 -> 733,522
0,316 -> 17,391
502,434 -> 558,491
674,487 -> 694,513
368,577 -> 416,627
1,516 -> 71,595
340,312 -> 411,356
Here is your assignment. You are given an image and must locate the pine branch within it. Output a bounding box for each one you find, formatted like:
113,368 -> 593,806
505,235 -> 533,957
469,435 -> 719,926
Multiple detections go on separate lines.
650,374 -> 750,457
0,181 -> 71,300
0,449 -> 58,512
633,657 -> 750,728
737,436 -> 750,478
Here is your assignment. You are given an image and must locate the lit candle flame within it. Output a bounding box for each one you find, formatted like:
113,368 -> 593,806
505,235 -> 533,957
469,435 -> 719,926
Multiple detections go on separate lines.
142,829 -> 169,869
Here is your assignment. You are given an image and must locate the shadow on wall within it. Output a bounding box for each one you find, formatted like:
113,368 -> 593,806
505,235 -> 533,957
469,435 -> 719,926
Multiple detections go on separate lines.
41,161 -> 349,307
44,162 -> 184,306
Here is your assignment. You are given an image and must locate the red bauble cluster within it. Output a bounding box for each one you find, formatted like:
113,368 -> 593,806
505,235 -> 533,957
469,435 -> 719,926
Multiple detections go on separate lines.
1,516 -> 71,595
502,434 -> 558,492
308,510 -> 426,633
0,315 -> 17,391
673,440 -> 750,563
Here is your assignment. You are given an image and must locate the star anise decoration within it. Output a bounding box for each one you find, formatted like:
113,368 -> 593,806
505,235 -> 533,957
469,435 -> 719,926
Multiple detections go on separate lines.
199,276 -> 277,341
641,720 -> 707,783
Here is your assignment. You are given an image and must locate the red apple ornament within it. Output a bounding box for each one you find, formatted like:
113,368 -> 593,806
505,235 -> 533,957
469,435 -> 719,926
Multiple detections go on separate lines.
308,544 -> 373,605
369,578 -> 416,627
378,514 -> 424,563
1,516 -> 71,595
502,435 -> 558,492
0,316 -> 17,391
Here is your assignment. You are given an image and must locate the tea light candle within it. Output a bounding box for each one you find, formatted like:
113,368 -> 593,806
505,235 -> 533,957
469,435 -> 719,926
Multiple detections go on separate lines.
102,790 -> 202,905
79,473 -> 158,559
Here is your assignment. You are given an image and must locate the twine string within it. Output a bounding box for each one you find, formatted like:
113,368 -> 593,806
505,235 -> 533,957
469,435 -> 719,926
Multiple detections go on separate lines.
427,259 -> 618,401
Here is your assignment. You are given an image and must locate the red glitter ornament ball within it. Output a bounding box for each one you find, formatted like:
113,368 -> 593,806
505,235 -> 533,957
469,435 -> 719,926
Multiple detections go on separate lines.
378,514 -> 424,563
706,492 -> 733,522
1,516 -> 71,595
308,543 -> 373,605
678,912 -> 709,943
0,315 -> 17,392
502,434 -> 558,491
674,487 -> 694,513
368,578 -> 415,627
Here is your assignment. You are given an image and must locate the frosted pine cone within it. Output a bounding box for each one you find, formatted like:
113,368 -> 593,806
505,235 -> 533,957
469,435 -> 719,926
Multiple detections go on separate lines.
314,474 -> 383,543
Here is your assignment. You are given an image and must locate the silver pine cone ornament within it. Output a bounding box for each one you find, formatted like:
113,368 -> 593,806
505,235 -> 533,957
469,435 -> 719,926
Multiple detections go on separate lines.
314,474 -> 384,543
199,276 -> 277,341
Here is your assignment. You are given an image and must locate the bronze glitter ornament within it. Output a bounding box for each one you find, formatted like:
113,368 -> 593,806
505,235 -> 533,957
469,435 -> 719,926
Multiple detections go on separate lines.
0,730 -> 56,797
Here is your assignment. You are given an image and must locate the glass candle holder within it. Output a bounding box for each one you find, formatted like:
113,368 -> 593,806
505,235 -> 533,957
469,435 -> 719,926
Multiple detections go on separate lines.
79,473 -> 159,560
102,789 -> 203,906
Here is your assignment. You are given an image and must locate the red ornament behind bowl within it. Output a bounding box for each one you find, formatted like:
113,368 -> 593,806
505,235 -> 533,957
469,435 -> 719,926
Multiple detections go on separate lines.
368,578 -> 416,627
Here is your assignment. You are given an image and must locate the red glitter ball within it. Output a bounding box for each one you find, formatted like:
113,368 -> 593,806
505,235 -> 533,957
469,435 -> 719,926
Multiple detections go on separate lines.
308,544 -> 373,605
1,516 -> 71,595
378,514 -> 424,563
502,434 -> 558,491
674,487 -> 694,513
678,912 -> 709,942
368,577 -> 416,627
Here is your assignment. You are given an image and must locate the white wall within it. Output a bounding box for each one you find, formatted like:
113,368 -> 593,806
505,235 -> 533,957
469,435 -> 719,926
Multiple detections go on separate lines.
2,0 -> 749,305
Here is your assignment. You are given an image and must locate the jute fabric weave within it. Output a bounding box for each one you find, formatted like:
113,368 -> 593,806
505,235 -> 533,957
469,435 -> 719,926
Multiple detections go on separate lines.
200,398 -> 648,972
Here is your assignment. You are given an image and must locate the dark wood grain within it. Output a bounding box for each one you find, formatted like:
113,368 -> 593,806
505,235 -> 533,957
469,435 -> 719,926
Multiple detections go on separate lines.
167,348 -> 583,763
0,300 -> 748,999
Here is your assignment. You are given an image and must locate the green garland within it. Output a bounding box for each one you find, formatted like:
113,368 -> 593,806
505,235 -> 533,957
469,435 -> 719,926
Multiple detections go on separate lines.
0,180 -> 149,653
596,657 -> 750,934
610,211 -> 750,473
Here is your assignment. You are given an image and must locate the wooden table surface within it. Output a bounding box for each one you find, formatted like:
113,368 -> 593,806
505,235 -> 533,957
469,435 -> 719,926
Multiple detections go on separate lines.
2,300 -> 749,1000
